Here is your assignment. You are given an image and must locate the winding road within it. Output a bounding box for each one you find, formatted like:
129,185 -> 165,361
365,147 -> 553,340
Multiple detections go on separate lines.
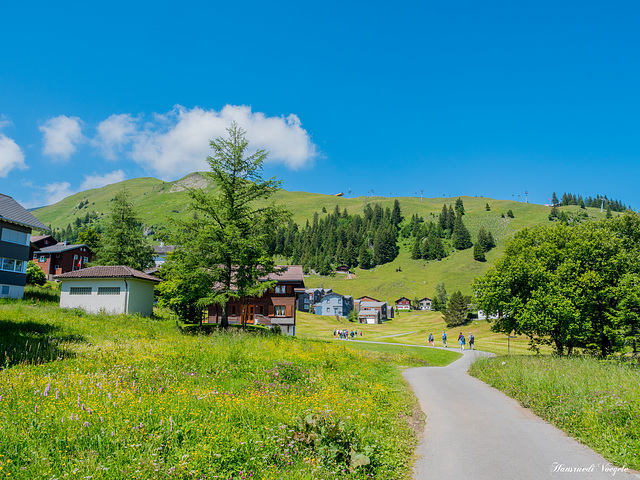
403,348 -> 640,480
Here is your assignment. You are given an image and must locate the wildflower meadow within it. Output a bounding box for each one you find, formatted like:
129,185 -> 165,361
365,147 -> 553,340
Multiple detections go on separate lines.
0,290 -> 429,479
469,355 -> 640,470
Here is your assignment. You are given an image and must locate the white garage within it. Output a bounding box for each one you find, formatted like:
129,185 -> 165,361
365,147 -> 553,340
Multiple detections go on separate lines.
56,266 -> 160,316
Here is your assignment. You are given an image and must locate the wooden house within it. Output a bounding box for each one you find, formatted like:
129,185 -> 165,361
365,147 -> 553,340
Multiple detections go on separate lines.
395,296 -> 412,311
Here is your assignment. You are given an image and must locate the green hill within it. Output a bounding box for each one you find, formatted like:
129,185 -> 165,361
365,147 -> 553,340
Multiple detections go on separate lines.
31,173 -> 609,300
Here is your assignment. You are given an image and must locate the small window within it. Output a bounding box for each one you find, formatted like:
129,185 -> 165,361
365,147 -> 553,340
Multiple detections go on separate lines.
83,257 -> 89,263
33,253 -> 37,259
231,306 -> 236,315
1,285 -> 9,295
69,287 -> 92,295
98,287 -> 121,295
38,255 -> 46,262
54,265 -> 60,271
56,253 -> 61,258
275,285 -> 286,294
73,254 -> 78,260
274,305 -> 286,316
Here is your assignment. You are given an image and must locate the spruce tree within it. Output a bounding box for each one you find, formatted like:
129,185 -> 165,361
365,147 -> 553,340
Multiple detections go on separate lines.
443,290 -> 469,326
411,236 -> 423,260
455,198 -> 465,216
452,214 -> 473,250
485,202 -> 490,211
358,244 -> 374,269
473,242 -> 486,262
96,188 -> 155,271
552,192 -> 559,205
391,199 -> 402,226
447,205 -> 456,232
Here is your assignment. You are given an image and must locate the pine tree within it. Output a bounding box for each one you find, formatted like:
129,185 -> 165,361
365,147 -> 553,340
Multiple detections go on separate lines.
439,205 -> 448,232
552,192 -> 559,205
452,214 -> 473,250
411,236 -> 423,260
485,202 -> 490,211
391,199 -> 402,226
358,244 -> 374,269
455,198 -> 465,216
447,205 -> 456,232
443,290 -> 469,326
95,188 -> 155,271
473,242 -> 486,262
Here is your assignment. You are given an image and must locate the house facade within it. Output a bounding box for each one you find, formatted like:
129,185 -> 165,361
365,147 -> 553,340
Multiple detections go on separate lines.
314,292 -> 353,317
56,266 -> 160,316
31,243 -> 93,279
353,298 -> 390,323
299,287 -> 331,312
206,265 -> 305,336
418,297 -> 432,310
395,296 -> 412,311
0,194 -> 49,299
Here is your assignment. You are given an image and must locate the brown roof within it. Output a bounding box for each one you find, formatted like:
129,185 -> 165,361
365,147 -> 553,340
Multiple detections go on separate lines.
264,265 -> 304,283
54,266 -> 161,283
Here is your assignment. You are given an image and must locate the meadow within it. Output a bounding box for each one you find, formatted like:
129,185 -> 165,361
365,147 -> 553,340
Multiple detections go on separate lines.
0,288 -> 461,479
469,356 -> 640,471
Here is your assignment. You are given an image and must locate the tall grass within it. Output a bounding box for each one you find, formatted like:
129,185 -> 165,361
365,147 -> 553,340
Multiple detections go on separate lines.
0,297 -> 426,479
469,355 -> 640,470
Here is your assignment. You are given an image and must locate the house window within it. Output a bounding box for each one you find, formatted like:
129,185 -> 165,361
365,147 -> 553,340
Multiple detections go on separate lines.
38,255 -> 46,262
98,287 -> 121,295
33,253 -> 37,259
69,287 -> 92,295
1,228 -> 29,246
56,253 -> 61,258
1,285 -> 9,296
83,257 -> 89,263
0,257 -> 25,273
275,285 -> 286,294
274,305 -> 286,316
231,306 -> 236,315
73,254 -> 78,260
259,305 -> 264,314
54,265 -> 60,271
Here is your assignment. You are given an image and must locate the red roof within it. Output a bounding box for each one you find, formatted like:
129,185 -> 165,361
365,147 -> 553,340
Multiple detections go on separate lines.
54,266 -> 161,283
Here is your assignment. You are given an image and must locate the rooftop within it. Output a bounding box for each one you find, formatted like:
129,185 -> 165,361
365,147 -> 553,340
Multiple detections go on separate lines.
55,265 -> 161,282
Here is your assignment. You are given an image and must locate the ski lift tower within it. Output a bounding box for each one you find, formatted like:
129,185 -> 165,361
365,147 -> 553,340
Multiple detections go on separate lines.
525,191 -> 529,204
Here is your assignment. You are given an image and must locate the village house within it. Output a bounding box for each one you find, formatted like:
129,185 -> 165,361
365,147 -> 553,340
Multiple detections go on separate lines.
206,265 -> 305,336
0,194 -> 49,299
314,292 -> 353,317
31,241 -> 93,280
418,297 -> 432,310
395,296 -> 412,311
299,287 -> 332,312
55,266 -> 160,316
353,296 -> 392,323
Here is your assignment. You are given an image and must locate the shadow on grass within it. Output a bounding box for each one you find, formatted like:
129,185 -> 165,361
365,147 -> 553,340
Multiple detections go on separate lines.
179,322 -> 280,337
0,319 -> 82,368
24,285 -> 61,304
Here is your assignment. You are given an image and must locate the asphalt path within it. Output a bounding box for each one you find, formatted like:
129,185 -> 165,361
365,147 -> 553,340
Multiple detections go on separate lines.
403,348 -> 640,479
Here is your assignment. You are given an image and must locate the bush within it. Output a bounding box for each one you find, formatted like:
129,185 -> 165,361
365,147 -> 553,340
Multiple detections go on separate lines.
26,261 -> 46,286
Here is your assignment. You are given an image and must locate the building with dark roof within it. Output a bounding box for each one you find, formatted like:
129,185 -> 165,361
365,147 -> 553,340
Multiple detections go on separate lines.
31,242 -> 93,279
55,265 -> 161,316
0,194 -> 49,299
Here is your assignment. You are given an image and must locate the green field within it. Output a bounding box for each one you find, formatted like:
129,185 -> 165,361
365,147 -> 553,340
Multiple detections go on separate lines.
0,288 -> 461,479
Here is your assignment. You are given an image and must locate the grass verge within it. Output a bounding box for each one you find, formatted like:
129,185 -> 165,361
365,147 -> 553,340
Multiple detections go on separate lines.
469,355 -> 640,470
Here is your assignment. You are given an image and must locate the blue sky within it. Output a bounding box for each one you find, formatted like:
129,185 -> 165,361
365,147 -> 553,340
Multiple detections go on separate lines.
1,1 -> 639,209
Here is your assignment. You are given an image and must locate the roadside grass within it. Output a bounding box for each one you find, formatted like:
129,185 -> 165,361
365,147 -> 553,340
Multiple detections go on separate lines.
469,355 -> 640,470
296,311 -> 546,356
0,297 -> 424,479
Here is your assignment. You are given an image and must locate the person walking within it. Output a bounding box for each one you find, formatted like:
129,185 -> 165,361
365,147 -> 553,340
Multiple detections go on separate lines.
428,332 -> 434,347
469,332 -> 475,350
459,333 -> 465,350
442,331 -> 447,348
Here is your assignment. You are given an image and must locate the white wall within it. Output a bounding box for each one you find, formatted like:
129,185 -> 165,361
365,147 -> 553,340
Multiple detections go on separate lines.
60,278 -> 156,316
0,284 -> 24,299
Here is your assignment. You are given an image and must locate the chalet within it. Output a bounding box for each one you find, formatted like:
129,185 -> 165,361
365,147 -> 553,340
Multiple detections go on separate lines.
395,296 -> 412,311
32,242 -> 93,280
299,287 -> 331,312
206,265 -> 305,336
0,194 -> 49,298
30,235 -> 57,249
334,265 -> 351,274
56,266 -> 160,316
418,297 -> 432,310
354,298 -> 391,322
314,292 -> 353,317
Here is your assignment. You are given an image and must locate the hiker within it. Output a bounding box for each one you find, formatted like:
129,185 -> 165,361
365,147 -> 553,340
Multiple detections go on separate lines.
333,328 -> 336,339
428,332 -> 434,347
442,331 -> 447,348
469,332 -> 475,350
350,330 -> 354,340
355,330 -> 358,339
459,333 -> 465,350
360,331 -> 363,337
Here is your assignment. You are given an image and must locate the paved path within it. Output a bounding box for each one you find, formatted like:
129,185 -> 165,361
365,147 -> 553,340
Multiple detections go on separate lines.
378,331 -> 417,338
404,348 -> 640,480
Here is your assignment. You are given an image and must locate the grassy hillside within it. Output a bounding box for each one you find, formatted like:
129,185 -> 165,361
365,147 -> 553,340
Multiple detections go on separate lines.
31,173 -> 610,299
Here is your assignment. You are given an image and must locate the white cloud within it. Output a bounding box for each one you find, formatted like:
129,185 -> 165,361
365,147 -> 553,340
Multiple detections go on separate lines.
130,105 -> 317,179
0,133 -> 27,177
43,181 -> 74,205
80,170 -> 126,190
39,115 -> 84,160
0,115 -> 12,130
93,114 -> 137,159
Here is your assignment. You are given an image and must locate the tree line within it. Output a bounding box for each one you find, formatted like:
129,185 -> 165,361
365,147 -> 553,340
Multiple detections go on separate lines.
552,191 -> 630,212
265,200 -> 402,274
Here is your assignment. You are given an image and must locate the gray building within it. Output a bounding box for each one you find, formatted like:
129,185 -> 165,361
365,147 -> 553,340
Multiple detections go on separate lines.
299,287 -> 331,312
0,194 -> 48,299
314,292 -> 353,317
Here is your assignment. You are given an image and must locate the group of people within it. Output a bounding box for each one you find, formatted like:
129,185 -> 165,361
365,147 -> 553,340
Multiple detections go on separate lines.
428,331 -> 475,350
334,329 -> 362,340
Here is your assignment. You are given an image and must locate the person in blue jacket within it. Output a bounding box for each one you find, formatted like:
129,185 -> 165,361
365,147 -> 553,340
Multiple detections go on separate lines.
442,331 -> 447,348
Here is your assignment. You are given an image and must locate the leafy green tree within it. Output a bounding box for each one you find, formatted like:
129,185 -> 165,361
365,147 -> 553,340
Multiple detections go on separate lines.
158,122 -> 290,327
606,205 -> 612,219
94,188 -> 155,271
432,282 -> 448,312
473,221 -> 636,356
452,214 -> 472,250
26,261 -> 46,286
443,290 -> 469,327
